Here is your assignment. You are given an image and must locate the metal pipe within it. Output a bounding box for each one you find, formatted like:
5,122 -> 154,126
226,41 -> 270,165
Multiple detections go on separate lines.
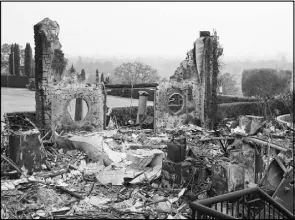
258,202 -> 261,219
231,202 -> 234,216
269,202 -> 271,219
263,202 -> 266,219
243,196 -> 245,219
236,199 -> 239,219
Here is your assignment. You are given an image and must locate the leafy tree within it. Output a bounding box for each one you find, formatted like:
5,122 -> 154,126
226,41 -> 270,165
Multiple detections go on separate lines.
113,61 -> 160,85
1,43 -> 10,56
217,72 -> 239,95
1,43 -> 10,70
24,43 -> 32,77
51,49 -> 67,81
100,72 -> 104,83
13,44 -> 20,76
242,68 -> 291,98
242,68 -> 292,116
20,47 -> 25,67
277,89 -> 294,117
159,77 -> 169,83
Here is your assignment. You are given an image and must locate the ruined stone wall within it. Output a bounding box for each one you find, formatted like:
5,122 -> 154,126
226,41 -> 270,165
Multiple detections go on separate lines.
155,79 -> 202,131
34,18 -> 61,135
155,34 -> 208,131
51,84 -> 106,132
34,18 -> 106,135
155,31 -> 222,131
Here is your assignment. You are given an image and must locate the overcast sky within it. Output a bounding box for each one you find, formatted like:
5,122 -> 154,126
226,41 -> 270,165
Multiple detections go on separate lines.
1,2 -> 293,61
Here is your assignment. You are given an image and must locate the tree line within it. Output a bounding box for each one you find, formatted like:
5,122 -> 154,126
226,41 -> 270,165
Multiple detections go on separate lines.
1,43 -> 34,77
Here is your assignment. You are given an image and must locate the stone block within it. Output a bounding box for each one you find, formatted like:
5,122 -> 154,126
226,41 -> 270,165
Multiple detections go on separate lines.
229,143 -> 256,187
8,129 -> 43,174
161,157 -> 208,191
211,160 -> 229,195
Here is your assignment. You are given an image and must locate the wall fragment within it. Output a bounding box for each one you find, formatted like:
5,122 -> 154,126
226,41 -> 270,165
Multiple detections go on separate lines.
51,84 -> 106,132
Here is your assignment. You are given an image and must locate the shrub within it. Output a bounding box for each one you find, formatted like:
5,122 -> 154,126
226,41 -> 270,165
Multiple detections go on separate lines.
109,99 -> 290,127
107,89 -> 256,104
275,90 -> 294,115
114,61 -> 160,84
107,88 -> 155,101
216,102 -> 265,121
110,106 -> 154,126
218,72 -> 239,95
242,68 -> 292,98
217,95 -> 258,104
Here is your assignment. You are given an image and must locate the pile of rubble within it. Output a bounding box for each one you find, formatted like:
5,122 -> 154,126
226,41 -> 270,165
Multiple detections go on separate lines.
1,115 -> 294,219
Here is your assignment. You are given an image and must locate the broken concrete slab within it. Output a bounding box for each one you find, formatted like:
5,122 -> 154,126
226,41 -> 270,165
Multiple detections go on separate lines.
52,132 -> 112,165
161,157 -> 209,192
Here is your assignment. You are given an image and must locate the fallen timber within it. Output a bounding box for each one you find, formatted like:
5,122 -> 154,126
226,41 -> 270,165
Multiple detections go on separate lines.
243,137 -> 291,152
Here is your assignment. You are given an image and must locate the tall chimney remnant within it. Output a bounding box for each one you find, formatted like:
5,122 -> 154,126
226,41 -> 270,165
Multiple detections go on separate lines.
34,18 -> 61,135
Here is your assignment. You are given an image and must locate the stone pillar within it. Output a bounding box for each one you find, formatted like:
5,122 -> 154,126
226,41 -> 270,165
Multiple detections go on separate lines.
34,18 -> 61,135
136,91 -> 149,125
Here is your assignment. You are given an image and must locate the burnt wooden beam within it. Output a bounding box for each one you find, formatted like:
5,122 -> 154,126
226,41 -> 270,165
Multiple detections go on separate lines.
243,137 -> 289,152
105,83 -> 158,89
199,137 -> 235,142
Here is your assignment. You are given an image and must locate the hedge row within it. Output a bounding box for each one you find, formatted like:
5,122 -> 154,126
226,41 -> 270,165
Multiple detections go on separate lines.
110,100 -> 290,126
107,88 -> 257,104
107,88 -> 155,102
216,95 -> 258,104
110,106 -> 154,126
216,102 -> 264,121
216,99 -> 290,122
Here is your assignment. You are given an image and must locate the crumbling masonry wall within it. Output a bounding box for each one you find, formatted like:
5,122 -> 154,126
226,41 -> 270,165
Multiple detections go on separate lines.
34,18 -> 106,134
155,33 -> 208,130
51,84 -> 106,132
156,80 -> 201,130
34,18 -> 61,135
155,31 -> 221,131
